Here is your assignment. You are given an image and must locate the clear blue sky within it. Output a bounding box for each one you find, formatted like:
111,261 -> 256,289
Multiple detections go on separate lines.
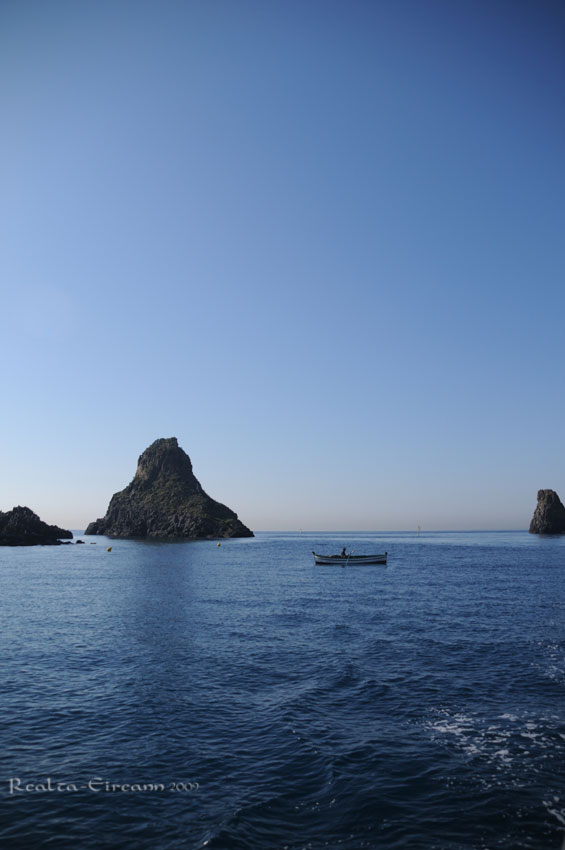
2,0 -> 564,531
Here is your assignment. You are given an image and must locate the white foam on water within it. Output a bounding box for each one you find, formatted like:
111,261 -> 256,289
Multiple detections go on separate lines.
542,798 -> 565,830
422,706 -> 565,789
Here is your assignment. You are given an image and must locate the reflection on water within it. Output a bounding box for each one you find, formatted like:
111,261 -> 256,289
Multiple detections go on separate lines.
0,531 -> 563,849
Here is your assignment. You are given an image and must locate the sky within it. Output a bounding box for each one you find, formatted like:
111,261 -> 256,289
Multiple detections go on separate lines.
1,0 -> 564,531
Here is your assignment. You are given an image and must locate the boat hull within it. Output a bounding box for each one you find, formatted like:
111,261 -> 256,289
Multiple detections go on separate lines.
312,551 -> 387,565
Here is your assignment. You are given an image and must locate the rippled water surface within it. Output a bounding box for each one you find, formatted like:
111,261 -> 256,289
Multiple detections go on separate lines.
0,531 -> 564,849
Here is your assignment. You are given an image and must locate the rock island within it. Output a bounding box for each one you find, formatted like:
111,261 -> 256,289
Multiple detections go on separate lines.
85,438 -> 254,540
529,488 -> 565,535
0,506 -> 73,546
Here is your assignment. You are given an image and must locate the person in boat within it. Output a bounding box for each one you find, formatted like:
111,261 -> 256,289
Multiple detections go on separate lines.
341,547 -> 347,558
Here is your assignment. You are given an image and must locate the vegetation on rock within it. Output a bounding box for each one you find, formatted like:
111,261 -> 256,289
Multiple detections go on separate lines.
85,438 -> 254,540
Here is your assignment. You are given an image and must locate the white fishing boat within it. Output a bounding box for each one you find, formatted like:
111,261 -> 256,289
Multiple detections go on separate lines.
312,551 -> 387,565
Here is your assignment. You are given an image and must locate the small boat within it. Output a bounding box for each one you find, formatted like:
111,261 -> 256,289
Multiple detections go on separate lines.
312,551 -> 387,565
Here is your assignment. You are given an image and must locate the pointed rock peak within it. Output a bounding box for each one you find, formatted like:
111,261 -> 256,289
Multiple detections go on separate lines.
143,437 -> 179,454
135,437 -> 193,484
529,488 -> 565,535
138,437 -> 182,463
85,439 -> 253,540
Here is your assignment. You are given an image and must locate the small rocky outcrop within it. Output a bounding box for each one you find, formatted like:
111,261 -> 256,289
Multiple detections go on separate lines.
85,438 -> 254,540
529,489 -> 565,534
0,506 -> 73,546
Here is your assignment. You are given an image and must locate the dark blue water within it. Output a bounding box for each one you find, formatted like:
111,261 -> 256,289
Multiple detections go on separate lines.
0,531 -> 564,850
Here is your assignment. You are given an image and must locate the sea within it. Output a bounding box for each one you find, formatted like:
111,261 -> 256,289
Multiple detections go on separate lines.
0,530 -> 563,850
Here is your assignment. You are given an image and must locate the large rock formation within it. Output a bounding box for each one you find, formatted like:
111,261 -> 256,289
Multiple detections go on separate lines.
0,506 -> 73,546
529,489 -> 565,534
85,438 -> 254,540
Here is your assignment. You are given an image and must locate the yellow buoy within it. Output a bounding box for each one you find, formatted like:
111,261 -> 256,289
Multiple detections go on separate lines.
217,542 -> 221,547
107,547 -> 112,552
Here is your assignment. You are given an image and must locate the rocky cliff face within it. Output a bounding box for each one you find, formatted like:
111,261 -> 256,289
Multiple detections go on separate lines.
85,438 -> 254,540
529,489 -> 565,534
0,506 -> 73,546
